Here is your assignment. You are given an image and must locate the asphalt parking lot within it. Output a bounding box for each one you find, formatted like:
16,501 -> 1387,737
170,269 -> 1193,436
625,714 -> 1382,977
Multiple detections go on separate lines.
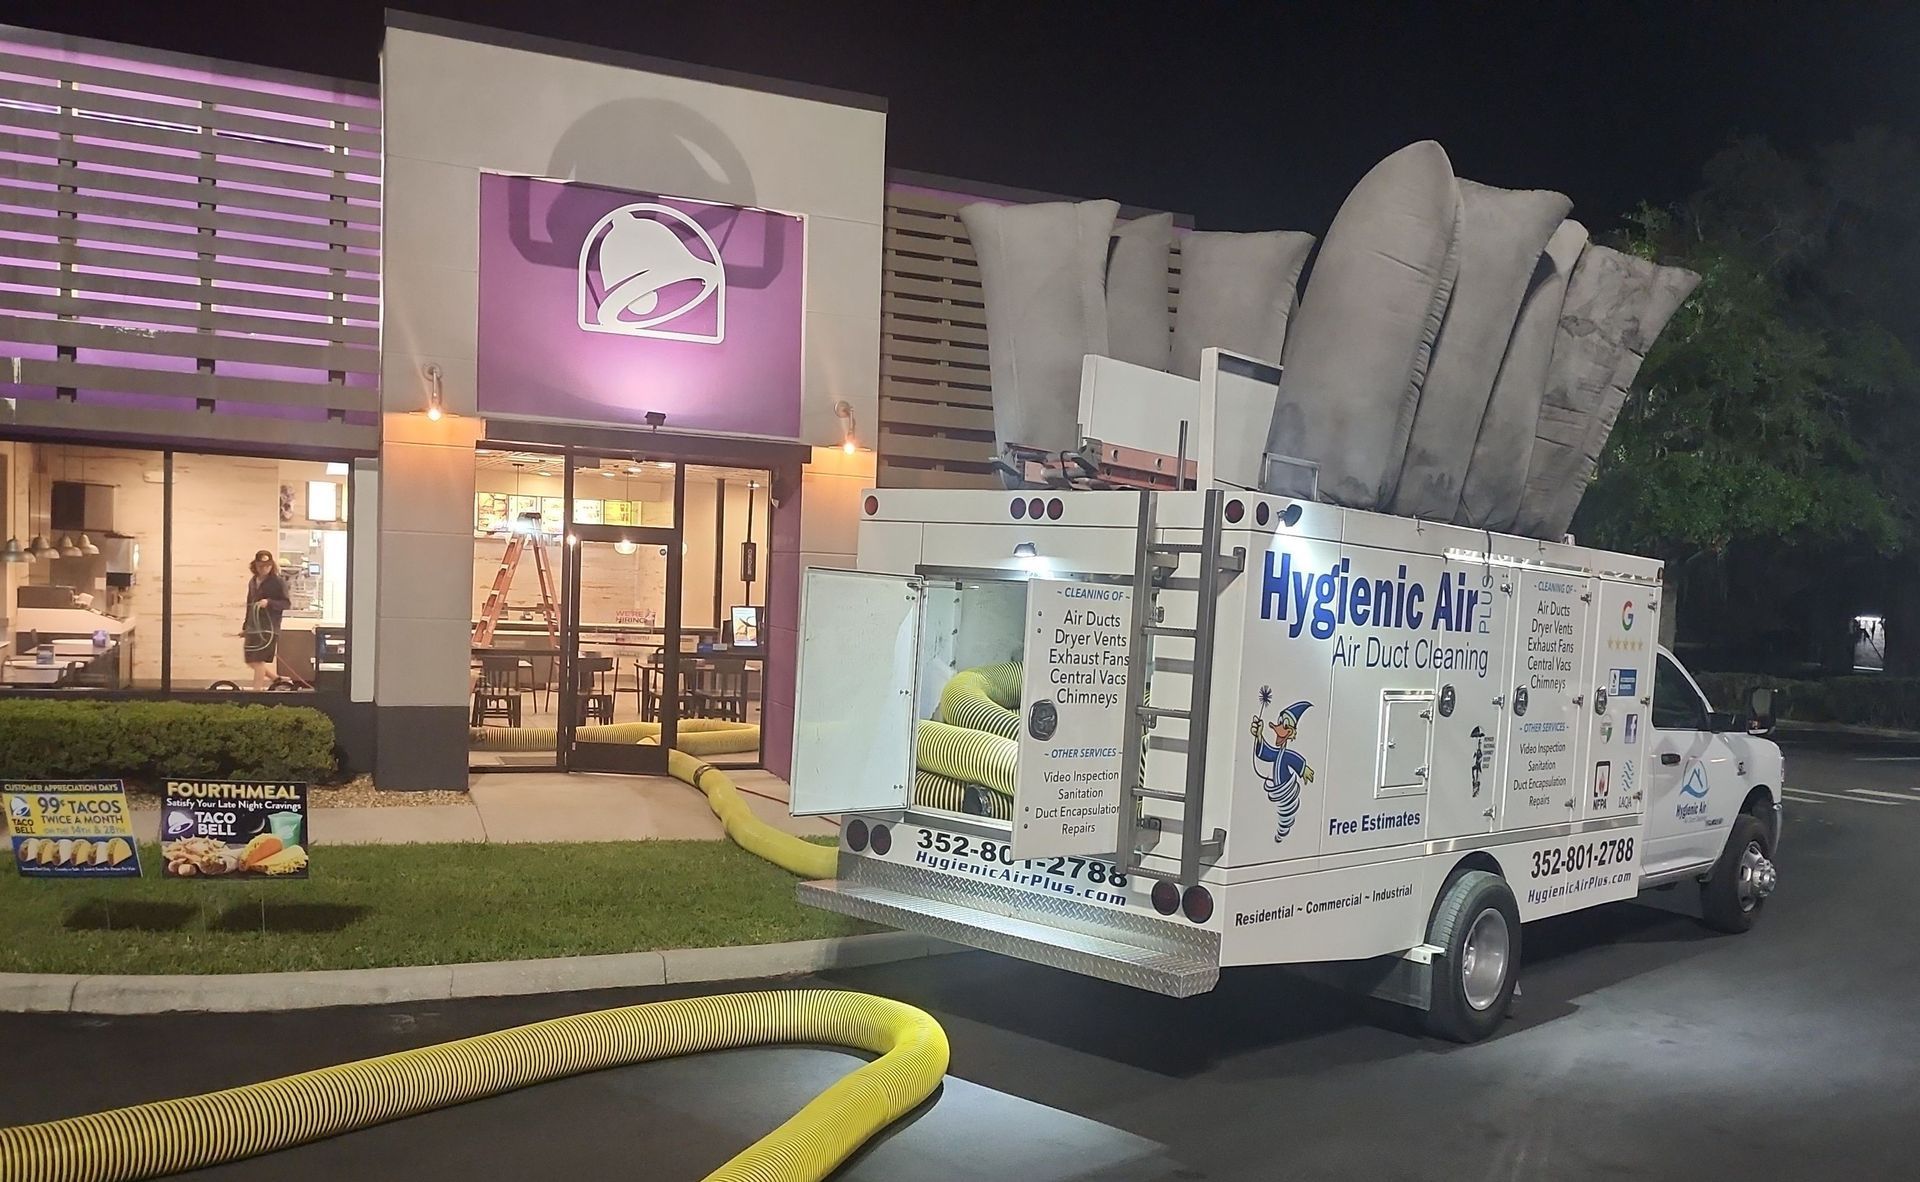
3,729 -> 1916,1180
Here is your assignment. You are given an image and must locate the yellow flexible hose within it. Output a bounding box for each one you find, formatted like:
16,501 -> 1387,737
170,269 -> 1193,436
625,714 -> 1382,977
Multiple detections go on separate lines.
935,661 -> 1023,740
473,718 -> 761,751
915,719 -> 1017,795
668,750 -> 837,880
0,989 -> 947,1182
913,769 -> 1012,820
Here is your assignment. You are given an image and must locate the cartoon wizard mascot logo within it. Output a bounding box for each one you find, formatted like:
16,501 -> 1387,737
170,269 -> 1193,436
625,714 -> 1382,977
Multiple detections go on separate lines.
1250,686 -> 1314,842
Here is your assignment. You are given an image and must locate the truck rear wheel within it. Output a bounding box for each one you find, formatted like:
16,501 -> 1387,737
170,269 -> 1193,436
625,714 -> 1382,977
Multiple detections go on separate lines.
1700,813 -> 1776,933
1425,869 -> 1521,1043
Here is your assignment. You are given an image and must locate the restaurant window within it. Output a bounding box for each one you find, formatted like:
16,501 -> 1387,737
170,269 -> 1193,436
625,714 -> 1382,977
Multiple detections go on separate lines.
0,438 -> 354,695
2,441 -> 163,690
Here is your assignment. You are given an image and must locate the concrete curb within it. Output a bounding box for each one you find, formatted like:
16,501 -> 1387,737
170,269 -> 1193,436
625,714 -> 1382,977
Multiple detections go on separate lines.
0,932 -> 959,1015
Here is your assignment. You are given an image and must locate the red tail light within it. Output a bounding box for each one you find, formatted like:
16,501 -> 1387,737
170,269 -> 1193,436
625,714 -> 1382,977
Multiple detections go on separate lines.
1182,885 -> 1214,924
863,495 -> 878,516
846,818 -> 870,852
870,824 -> 893,856
1151,880 -> 1180,915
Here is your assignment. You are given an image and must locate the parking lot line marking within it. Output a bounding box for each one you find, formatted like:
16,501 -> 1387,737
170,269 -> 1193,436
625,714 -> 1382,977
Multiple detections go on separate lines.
1846,788 -> 1919,802
1782,788 -> 1900,806
1851,756 -> 1920,762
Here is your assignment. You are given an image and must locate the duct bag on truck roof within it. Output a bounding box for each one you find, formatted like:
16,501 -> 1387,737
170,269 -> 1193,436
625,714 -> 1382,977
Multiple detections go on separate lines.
960,199 -> 1118,460
1456,219 -> 1590,532
1513,246 -> 1702,539
1266,140 -> 1463,508
1105,212 -> 1175,371
1169,229 -> 1316,380
1389,179 -> 1572,520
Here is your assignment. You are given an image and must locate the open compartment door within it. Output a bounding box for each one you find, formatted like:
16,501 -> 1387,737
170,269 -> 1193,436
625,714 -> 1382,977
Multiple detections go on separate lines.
791,569 -> 920,817
1010,577 -> 1133,860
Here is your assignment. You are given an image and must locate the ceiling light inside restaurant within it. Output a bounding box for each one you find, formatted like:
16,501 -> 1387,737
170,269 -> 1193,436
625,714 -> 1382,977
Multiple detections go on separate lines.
78,534 -> 100,556
30,535 -> 57,560
57,534 -> 82,558
1,536 -> 26,563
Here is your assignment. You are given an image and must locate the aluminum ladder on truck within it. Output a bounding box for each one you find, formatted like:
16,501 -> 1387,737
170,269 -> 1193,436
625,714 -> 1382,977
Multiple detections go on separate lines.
1116,487 -> 1244,891
472,517 -> 560,649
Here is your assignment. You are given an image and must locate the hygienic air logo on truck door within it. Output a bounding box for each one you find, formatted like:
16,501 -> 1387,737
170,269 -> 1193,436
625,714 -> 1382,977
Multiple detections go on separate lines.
1676,759 -> 1716,825
1249,687 -> 1315,843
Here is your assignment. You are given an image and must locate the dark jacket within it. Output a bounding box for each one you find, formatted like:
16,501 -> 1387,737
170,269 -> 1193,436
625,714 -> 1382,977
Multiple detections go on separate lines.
245,573 -> 291,631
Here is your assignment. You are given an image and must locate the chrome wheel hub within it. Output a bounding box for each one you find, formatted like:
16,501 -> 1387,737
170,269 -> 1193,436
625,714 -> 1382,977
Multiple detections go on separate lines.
1738,841 -> 1776,911
1460,908 -> 1511,1012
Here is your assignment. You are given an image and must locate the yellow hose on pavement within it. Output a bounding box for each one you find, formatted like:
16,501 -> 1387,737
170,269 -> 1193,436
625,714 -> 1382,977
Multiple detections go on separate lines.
0,989 -> 948,1182
669,750 -> 836,880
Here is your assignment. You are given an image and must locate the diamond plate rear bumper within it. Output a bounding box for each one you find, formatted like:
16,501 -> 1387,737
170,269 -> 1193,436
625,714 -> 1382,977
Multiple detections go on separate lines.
798,853 -> 1220,997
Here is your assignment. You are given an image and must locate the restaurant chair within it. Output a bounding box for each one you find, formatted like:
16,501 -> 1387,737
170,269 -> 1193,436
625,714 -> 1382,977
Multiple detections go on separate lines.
686,663 -> 749,722
575,656 -> 616,725
471,655 -> 525,727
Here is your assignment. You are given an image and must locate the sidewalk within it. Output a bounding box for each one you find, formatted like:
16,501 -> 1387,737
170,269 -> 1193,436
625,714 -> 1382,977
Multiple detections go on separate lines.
121,770 -> 837,846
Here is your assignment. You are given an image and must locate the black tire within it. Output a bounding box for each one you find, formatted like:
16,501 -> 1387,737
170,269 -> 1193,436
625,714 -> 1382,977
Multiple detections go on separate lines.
1424,869 -> 1522,1043
1700,812 -> 1774,934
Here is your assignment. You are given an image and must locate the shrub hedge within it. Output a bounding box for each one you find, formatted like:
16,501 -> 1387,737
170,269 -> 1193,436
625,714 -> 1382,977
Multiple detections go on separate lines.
0,700 -> 336,783
1693,671 -> 1920,729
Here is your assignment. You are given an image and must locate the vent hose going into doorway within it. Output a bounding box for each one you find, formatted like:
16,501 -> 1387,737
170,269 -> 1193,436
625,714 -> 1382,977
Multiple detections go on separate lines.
0,989 -> 948,1182
668,750 -> 837,880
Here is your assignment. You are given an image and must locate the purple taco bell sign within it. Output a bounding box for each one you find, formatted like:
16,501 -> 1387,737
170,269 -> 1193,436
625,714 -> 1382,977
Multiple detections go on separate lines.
477,174 -> 805,436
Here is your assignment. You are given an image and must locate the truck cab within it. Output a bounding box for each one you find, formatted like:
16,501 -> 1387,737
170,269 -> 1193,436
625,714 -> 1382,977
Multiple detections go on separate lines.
1641,647 -> 1783,928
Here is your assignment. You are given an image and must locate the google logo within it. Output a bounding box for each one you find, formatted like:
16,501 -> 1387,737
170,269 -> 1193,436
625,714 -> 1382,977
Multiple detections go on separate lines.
1621,601 -> 1636,631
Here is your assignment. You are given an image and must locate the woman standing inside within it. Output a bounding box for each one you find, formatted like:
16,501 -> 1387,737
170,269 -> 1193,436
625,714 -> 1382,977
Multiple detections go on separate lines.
243,550 -> 291,691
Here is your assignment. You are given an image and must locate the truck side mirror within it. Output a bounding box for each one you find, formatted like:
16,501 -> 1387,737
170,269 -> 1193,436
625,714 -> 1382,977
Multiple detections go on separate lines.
1746,686 -> 1777,737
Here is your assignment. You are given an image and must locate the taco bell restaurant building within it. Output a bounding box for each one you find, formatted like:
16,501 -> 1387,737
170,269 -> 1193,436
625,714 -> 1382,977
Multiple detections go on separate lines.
0,14 -> 1111,788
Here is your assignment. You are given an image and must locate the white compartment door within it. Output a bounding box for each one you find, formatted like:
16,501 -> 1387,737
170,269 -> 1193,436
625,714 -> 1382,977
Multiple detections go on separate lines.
790,569 -> 920,817
1499,572 -> 1594,831
1011,578 -> 1133,860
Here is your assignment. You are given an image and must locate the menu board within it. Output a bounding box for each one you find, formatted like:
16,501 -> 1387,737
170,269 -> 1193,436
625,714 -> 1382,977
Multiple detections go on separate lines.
7,781 -> 141,877
604,499 -> 635,526
572,498 -> 604,525
539,497 -> 564,535
475,493 -> 513,534
162,780 -> 309,879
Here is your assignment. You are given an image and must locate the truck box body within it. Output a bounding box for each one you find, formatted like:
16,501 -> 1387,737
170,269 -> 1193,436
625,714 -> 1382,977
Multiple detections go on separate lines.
792,488 -> 1664,995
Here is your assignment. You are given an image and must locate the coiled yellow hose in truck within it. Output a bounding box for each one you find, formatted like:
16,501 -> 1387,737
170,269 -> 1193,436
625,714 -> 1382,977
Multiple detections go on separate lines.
915,719 -> 1017,794
934,661 -> 1023,740
0,989 -> 948,1182
913,769 -> 1012,820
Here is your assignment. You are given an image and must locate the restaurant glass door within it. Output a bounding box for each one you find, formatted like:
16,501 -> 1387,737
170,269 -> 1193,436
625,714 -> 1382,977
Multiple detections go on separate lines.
560,454 -> 684,774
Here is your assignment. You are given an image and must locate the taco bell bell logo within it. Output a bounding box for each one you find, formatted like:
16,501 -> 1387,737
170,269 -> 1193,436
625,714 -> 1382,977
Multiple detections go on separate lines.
576,203 -> 726,344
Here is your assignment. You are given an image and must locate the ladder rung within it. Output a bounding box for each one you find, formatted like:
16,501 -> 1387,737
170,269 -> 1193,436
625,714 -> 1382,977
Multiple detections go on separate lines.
1151,543 -> 1203,555
1139,705 -> 1190,721
1134,786 -> 1185,802
1145,625 -> 1197,639
1152,657 -> 1194,674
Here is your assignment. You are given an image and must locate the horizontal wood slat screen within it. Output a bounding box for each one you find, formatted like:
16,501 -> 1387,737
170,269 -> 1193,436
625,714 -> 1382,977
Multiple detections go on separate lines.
878,185 -> 1183,490
0,34 -> 380,452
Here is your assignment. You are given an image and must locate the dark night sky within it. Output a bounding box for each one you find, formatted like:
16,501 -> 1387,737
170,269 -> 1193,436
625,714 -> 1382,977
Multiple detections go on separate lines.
14,1 -> 1920,235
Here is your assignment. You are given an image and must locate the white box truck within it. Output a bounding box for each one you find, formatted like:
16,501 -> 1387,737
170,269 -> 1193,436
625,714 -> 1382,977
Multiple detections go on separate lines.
791,355 -> 1782,1042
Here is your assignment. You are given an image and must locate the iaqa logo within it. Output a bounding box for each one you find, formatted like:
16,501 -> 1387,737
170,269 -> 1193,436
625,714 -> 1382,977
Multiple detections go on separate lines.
576,203 -> 726,344
1621,601 -> 1636,632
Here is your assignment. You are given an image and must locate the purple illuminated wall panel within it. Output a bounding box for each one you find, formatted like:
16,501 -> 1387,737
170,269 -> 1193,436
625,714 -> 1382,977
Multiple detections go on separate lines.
477,174 -> 805,438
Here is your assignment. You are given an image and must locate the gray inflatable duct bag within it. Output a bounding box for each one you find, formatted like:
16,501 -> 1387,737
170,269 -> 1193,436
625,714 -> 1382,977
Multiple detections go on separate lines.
1513,246 -> 1702,539
959,199 -> 1119,455
1106,212 -> 1175,371
1455,219 -> 1590,531
1389,180 -> 1571,520
1169,229 -> 1315,379
1267,141 -> 1463,508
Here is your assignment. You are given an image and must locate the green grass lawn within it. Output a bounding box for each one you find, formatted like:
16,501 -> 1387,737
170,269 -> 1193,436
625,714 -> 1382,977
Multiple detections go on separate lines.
0,840 -> 870,975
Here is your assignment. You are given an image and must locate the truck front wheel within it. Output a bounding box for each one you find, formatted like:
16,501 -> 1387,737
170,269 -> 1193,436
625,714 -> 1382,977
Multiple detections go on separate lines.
1700,813 -> 1776,933
1425,869 -> 1521,1043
